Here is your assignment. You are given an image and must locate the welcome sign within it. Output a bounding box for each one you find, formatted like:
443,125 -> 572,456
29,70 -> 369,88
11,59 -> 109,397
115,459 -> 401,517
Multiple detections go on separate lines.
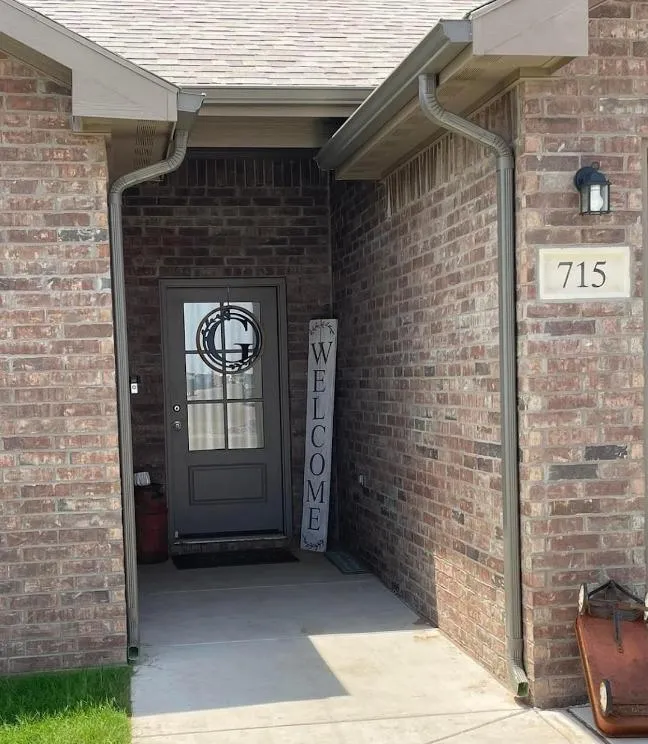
300,319 -> 338,552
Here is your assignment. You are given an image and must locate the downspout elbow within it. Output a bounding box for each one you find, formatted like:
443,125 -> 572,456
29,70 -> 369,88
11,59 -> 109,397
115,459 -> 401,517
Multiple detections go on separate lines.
110,129 -> 189,199
418,73 -> 528,699
418,74 -> 512,164
110,91 -> 204,202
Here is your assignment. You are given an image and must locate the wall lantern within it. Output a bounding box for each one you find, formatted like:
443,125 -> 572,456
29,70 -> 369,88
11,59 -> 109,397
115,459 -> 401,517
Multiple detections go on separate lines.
574,162 -> 611,215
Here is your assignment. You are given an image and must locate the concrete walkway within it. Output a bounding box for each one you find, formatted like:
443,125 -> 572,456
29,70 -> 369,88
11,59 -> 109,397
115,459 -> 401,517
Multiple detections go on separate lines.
132,552 -> 597,743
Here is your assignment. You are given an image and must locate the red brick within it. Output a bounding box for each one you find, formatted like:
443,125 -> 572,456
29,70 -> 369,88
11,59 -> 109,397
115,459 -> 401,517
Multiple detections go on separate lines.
5,95 -> 60,112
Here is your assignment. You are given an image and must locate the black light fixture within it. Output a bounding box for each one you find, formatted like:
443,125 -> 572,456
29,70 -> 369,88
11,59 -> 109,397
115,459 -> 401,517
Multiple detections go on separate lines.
574,162 -> 611,215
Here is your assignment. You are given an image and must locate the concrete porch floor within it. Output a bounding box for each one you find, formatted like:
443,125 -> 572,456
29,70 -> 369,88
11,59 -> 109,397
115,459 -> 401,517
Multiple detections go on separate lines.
132,552 -> 597,743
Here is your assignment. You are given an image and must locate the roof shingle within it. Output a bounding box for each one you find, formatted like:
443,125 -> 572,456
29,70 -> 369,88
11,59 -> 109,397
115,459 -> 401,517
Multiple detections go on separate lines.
19,0 -> 484,87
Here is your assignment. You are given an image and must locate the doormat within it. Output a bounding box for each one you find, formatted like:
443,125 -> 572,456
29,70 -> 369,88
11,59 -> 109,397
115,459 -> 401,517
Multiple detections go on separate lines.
325,550 -> 369,575
172,548 -> 298,570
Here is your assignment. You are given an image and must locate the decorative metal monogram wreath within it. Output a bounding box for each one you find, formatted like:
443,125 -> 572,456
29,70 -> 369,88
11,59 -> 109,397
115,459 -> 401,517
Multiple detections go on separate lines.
195,305 -> 263,374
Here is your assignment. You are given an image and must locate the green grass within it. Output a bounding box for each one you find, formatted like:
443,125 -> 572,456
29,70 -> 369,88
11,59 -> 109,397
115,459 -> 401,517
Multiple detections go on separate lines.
0,667 -> 132,744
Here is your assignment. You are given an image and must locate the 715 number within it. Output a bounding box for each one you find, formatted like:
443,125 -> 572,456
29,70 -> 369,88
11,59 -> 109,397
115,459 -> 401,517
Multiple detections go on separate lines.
557,261 -> 607,289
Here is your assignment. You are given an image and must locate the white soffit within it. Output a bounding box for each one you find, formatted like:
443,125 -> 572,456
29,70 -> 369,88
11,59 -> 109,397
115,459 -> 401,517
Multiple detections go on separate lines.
1,0 -> 178,121
471,0 -> 589,58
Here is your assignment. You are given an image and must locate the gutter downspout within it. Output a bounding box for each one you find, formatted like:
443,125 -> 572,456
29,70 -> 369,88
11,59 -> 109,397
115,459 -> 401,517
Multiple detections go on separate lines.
418,74 -> 529,698
108,91 -> 204,659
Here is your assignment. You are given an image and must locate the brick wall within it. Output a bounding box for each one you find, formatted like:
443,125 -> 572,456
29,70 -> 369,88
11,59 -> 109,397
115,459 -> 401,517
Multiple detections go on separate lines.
516,1 -> 646,707
122,152 -> 331,534
332,4 -> 648,707
0,53 -> 126,673
331,94 -> 517,682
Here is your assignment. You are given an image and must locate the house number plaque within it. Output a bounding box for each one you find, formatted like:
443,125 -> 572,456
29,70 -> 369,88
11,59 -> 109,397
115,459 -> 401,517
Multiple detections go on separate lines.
538,246 -> 631,300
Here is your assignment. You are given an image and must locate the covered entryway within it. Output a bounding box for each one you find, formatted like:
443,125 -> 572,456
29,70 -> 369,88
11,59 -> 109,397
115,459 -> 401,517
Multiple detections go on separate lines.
123,150 -> 332,562
160,279 -> 291,542
130,555 -> 595,743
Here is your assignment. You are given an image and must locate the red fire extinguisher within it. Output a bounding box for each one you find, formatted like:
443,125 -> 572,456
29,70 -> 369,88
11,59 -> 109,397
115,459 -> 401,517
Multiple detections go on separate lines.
135,486 -> 168,564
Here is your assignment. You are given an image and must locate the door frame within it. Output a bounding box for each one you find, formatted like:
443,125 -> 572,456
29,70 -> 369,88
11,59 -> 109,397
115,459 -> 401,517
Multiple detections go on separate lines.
159,278 -> 293,543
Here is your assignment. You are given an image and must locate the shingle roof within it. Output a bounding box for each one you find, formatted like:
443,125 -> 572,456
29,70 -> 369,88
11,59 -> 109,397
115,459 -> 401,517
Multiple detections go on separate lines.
18,0 -> 484,88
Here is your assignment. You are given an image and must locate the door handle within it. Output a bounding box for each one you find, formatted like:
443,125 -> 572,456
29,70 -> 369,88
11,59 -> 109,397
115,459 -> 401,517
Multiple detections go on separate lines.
172,420 -> 182,431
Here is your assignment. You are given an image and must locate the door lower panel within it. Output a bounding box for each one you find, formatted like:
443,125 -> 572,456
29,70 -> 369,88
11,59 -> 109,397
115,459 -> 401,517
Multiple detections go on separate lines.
189,464 -> 267,505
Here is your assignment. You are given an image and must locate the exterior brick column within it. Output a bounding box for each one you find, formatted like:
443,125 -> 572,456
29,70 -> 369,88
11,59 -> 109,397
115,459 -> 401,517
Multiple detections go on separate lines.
0,53 -> 126,674
516,1 -> 646,707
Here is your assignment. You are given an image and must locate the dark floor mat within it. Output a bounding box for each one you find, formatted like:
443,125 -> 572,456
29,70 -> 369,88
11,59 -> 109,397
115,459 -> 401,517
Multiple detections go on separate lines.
172,548 -> 298,570
325,550 -> 369,575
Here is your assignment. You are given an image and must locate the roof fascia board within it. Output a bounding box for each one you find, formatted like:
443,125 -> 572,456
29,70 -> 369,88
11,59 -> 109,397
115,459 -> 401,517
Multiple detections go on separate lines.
316,20 -> 472,171
2,0 -> 179,121
471,0 -> 589,57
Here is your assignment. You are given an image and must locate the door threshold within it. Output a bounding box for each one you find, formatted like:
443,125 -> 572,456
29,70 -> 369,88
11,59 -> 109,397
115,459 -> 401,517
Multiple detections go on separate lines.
175,532 -> 287,545
171,533 -> 290,555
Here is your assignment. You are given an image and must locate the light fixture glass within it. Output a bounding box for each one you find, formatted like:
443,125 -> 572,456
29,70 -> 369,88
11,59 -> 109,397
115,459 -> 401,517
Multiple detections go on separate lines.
574,163 -> 611,215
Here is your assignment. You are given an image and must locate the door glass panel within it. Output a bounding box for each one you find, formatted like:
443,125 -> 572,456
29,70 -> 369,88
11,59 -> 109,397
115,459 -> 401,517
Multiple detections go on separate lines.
184,303 -> 220,351
227,402 -> 264,449
183,299 -> 265,451
223,302 -> 261,373
188,404 -> 226,451
186,354 -> 224,401
226,364 -> 262,400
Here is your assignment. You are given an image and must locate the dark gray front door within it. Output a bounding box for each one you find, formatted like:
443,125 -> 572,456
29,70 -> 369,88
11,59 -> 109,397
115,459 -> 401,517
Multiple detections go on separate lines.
162,283 -> 286,538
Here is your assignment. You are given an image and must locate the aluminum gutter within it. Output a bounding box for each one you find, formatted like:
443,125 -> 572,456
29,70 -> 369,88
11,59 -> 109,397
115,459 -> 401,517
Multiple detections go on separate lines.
108,91 -> 205,659
316,20 -> 472,171
185,86 -> 374,108
419,73 -> 528,698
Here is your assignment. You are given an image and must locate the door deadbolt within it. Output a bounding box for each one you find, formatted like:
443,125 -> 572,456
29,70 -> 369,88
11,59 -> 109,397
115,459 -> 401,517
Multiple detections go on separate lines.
173,404 -> 181,412
172,420 -> 182,431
